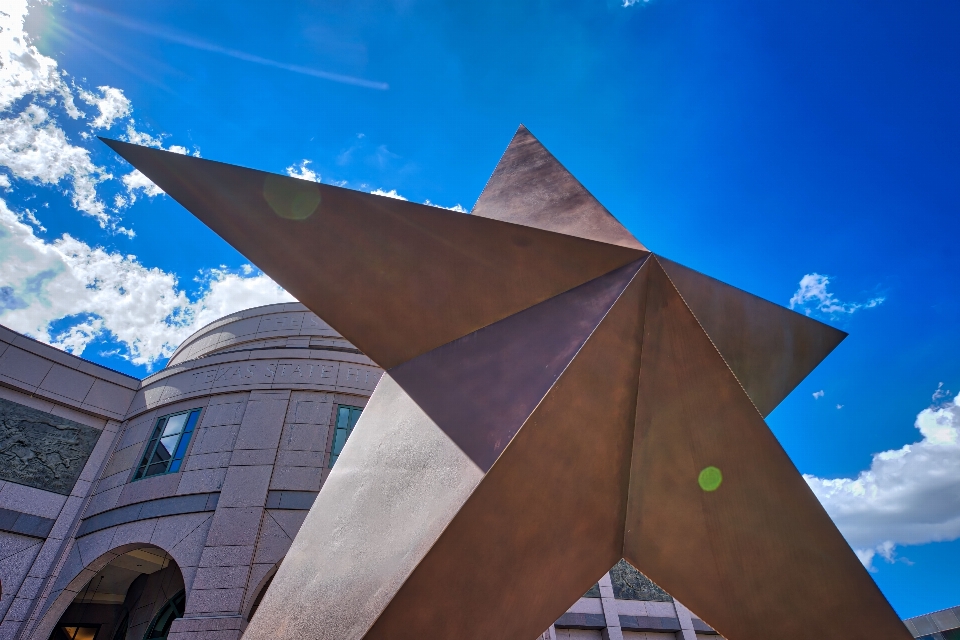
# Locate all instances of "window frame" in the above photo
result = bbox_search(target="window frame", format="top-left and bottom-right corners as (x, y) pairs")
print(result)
(133, 408), (202, 481)
(328, 405), (363, 468)
(144, 589), (185, 639)
(57, 624), (100, 640)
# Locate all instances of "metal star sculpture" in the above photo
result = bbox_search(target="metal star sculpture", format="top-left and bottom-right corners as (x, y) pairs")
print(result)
(104, 127), (909, 640)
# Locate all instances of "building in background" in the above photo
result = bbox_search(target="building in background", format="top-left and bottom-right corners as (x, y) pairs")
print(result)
(0, 303), (719, 639)
(904, 606), (960, 640)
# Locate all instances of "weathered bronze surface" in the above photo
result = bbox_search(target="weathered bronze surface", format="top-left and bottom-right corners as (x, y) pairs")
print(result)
(472, 125), (646, 250)
(101, 138), (642, 371)
(104, 126), (910, 640)
(0, 397), (100, 495)
(624, 259), (899, 639)
(659, 256), (846, 417)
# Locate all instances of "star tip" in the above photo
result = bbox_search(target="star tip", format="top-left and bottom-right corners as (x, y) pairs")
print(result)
(98, 136), (124, 150)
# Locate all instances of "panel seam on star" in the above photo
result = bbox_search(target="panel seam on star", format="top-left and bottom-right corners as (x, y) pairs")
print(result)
(384, 255), (650, 374)
(653, 254), (768, 422)
(619, 259), (652, 560)
(360, 256), (649, 640)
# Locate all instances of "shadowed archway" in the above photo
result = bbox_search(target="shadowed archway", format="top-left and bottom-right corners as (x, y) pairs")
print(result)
(44, 545), (184, 640)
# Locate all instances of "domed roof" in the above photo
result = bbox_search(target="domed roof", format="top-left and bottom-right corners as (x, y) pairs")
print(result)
(165, 303), (357, 367)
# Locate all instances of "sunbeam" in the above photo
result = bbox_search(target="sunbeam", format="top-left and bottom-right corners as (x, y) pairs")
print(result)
(69, 2), (389, 91)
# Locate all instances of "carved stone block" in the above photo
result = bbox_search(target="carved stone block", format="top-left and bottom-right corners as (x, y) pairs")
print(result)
(0, 398), (100, 495)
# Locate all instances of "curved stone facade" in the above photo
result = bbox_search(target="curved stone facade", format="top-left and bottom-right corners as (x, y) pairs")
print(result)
(0, 303), (722, 640)
(0, 304), (383, 640)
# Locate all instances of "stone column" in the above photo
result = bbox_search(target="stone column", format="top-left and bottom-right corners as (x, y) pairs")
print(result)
(597, 572), (624, 640)
(14, 417), (124, 640)
(538, 625), (558, 640)
(673, 600), (699, 640)
(168, 390), (290, 640)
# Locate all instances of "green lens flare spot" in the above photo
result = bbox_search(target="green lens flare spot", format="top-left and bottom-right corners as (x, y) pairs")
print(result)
(263, 174), (321, 220)
(698, 466), (723, 492)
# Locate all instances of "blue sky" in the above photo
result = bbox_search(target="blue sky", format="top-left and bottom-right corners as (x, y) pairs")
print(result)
(1, 0), (958, 619)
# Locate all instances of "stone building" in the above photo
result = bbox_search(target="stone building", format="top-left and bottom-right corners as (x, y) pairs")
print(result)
(905, 605), (960, 640)
(0, 303), (720, 640)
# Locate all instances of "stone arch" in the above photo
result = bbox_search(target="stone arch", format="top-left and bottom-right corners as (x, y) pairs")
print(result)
(31, 542), (184, 640)
(31, 506), (215, 639)
(243, 560), (283, 624)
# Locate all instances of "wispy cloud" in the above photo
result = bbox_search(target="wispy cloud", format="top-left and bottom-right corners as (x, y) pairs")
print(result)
(368, 188), (467, 212)
(789, 273), (885, 317)
(70, 2), (389, 91)
(286, 160), (320, 183)
(370, 188), (407, 200)
(813, 390), (825, 399)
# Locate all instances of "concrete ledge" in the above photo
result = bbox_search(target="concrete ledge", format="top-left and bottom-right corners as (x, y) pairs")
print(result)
(0, 506), (55, 538)
(554, 612), (606, 630)
(264, 490), (318, 510)
(692, 618), (719, 634)
(618, 614), (682, 632)
(77, 492), (220, 537)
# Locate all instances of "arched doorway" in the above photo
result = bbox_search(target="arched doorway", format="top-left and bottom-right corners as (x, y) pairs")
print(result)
(49, 548), (184, 640)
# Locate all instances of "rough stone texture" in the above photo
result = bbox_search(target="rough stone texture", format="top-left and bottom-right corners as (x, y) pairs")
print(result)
(219, 466), (272, 508)
(0, 398), (101, 495)
(0, 483), (66, 520)
(610, 560), (673, 602)
(0, 533), (42, 620)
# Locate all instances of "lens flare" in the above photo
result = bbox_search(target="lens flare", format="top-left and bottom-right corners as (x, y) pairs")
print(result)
(698, 466), (723, 492)
(263, 174), (321, 220)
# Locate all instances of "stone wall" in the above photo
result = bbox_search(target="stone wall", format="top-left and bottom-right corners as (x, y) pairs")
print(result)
(0, 323), (137, 640)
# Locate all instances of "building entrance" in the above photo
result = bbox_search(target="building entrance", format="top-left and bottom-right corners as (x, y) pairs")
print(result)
(49, 548), (184, 640)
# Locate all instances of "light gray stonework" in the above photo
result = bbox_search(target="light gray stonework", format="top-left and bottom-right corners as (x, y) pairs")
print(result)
(0, 303), (725, 640)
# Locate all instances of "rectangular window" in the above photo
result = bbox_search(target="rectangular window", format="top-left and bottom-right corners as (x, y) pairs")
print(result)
(329, 405), (362, 468)
(58, 625), (99, 640)
(134, 408), (201, 480)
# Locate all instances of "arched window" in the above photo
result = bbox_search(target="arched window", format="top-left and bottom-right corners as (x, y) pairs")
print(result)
(144, 590), (185, 640)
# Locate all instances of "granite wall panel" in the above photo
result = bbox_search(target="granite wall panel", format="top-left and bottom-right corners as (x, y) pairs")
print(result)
(0, 347), (53, 388)
(80, 379), (136, 417)
(37, 365), (96, 404)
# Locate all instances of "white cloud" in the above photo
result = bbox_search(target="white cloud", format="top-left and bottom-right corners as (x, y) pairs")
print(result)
(122, 122), (163, 148)
(78, 86), (131, 130)
(0, 198), (293, 367)
(0, 3), (125, 231)
(0, 3), (197, 231)
(121, 169), (164, 204)
(286, 160), (319, 182)
(370, 188), (407, 200)
(367, 192), (468, 212)
(0, 1), (80, 116)
(424, 199), (467, 213)
(789, 273), (885, 317)
(806, 390), (960, 571)
(622, 0), (651, 6)
(0, 104), (114, 228)
(813, 390), (825, 399)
